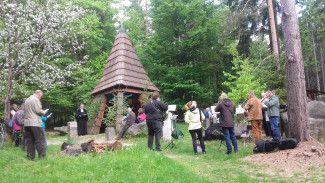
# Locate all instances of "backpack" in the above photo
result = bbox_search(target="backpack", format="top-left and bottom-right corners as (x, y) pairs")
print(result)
(171, 120), (184, 139)
(8, 118), (13, 128)
(14, 110), (24, 127)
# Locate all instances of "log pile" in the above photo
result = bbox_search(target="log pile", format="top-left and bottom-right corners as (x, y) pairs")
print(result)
(61, 138), (123, 156)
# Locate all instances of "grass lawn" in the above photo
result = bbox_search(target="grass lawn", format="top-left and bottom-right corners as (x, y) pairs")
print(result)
(0, 123), (322, 183)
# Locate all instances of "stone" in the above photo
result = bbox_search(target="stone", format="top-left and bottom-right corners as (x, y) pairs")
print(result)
(307, 101), (325, 140)
(125, 124), (139, 136)
(137, 120), (147, 131)
(308, 101), (325, 119)
(234, 123), (248, 136)
(67, 122), (78, 140)
(105, 127), (116, 141)
(54, 126), (68, 134)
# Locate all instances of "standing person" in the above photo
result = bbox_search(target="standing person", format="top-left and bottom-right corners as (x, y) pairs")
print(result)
(75, 104), (88, 136)
(116, 108), (136, 140)
(185, 101), (206, 155)
(261, 93), (272, 137)
(10, 104), (18, 118)
(12, 104), (23, 146)
(265, 90), (281, 141)
(24, 90), (48, 160)
(144, 91), (168, 151)
(41, 114), (51, 150)
(215, 93), (238, 154)
(242, 92), (263, 147)
(203, 109), (209, 128)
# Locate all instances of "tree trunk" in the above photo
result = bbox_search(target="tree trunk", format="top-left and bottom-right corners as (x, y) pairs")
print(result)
(321, 41), (325, 90)
(312, 33), (320, 91)
(281, 0), (310, 142)
(145, 0), (148, 38)
(267, 0), (280, 70)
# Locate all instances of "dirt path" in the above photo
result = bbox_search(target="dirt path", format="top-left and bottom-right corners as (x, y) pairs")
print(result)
(242, 140), (325, 180)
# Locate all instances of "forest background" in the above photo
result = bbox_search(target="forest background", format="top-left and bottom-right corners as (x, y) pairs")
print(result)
(0, 0), (324, 128)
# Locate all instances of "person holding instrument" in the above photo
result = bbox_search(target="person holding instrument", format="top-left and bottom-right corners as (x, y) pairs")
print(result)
(241, 91), (263, 148)
(265, 90), (281, 141)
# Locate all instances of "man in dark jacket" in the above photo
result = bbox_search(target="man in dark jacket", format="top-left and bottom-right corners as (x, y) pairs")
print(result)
(215, 93), (238, 154)
(144, 91), (168, 151)
(116, 108), (136, 140)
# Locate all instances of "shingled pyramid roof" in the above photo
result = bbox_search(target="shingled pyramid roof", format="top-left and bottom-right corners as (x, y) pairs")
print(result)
(91, 26), (159, 95)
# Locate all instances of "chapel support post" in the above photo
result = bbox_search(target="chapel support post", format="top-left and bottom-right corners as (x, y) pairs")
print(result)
(116, 92), (124, 133)
(281, 0), (310, 141)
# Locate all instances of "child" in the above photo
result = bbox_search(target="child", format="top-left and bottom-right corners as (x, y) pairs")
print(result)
(41, 113), (52, 150)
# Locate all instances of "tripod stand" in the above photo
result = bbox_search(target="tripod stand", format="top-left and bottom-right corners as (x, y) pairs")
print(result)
(165, 114), (178, 150)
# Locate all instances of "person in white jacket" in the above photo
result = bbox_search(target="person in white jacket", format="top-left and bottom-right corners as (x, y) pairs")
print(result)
(185, 101), (206, 155)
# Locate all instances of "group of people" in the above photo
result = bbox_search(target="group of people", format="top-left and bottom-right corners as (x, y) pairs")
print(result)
(10, 89), (281, 160)
(183, 90), (281, 155)
(242, 90), (281, 149)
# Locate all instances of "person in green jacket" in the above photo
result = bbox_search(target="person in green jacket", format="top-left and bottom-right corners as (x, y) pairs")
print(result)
(266, 90), (281, 141)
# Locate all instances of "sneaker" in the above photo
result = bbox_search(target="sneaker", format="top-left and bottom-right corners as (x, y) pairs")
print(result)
(194, 152), (198, 155)
(202, 151), (206, 154)
(155, 149), (162, 152)
(234, 150), (238, 153)
(225, 152), (231, 155)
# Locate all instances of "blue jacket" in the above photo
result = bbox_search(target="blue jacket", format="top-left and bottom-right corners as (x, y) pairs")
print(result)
(41, 116), (47, 128)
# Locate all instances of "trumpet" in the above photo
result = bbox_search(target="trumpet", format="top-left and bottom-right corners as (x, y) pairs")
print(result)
(260, 97), (267, 103)
(241, 98), (248, 108)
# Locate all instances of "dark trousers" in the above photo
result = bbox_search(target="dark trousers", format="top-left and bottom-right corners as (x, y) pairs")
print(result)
(189, 128), (205, 153)
(222, 127), (238, 153)
(147, 120), (163, 150)
(117, 122), (133, 139)
(24, 126), (46, 160)
(77, 119), (87, 136)
(262, 112), (272, 137)
(12, 130), (22, 147)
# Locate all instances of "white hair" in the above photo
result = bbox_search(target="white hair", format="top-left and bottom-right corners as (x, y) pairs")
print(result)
(220, 93), (228, 100)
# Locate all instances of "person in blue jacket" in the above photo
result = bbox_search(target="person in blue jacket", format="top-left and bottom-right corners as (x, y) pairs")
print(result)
(41, 116), (48, 150)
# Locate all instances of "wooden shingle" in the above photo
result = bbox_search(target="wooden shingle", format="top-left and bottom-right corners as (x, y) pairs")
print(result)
(91, 26), (159, 95)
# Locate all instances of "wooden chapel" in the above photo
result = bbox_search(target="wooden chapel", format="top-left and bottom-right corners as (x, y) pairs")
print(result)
(90, 26), (159, 134)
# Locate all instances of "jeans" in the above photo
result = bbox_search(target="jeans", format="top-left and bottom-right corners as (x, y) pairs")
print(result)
(42, 128), (47, 150)
(189, 128), (205, 153)
(24, 126), (46, 160)
(147, 120), (163, 150)
(222, 127), (238, 153)
(269, 116), (281, 140)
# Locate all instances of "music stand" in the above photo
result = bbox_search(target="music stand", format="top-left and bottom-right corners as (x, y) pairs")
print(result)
(165, 114), (178, 149)
(165, 104), (177, 150)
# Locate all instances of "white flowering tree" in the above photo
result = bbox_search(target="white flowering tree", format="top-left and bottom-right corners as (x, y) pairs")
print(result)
(0, 0), (87, 121)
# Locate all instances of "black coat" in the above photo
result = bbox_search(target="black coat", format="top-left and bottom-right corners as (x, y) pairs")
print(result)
(215, 98), (236, 128)
(75, 109), (88, 122)
(144, 100), (168, 121)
